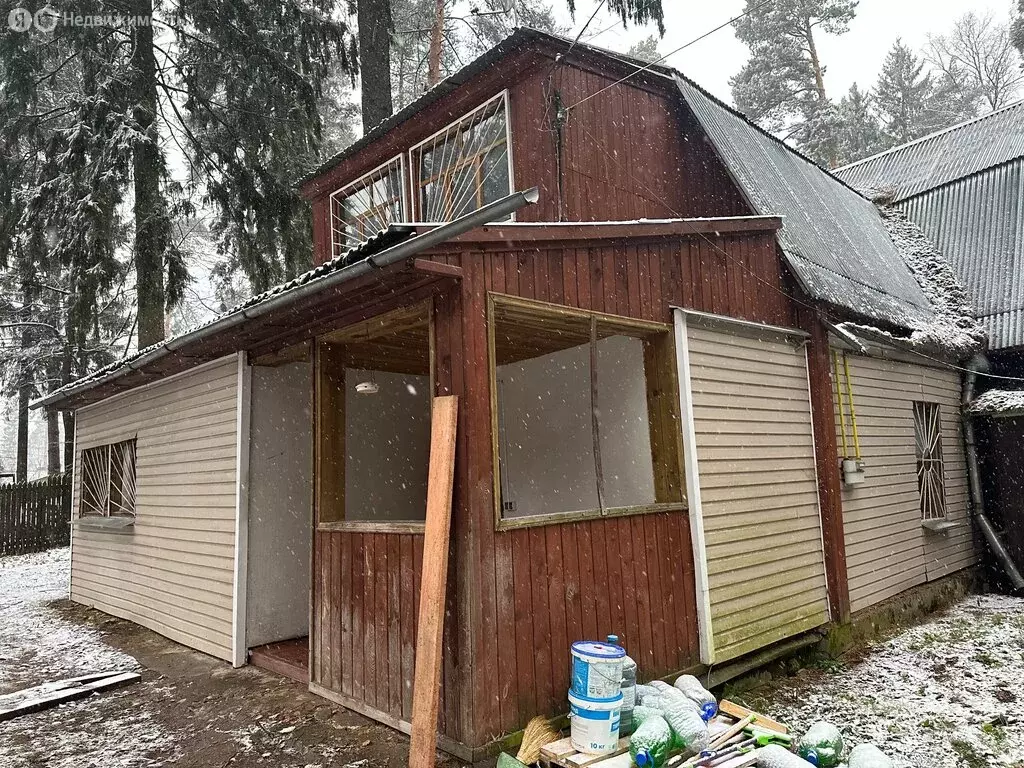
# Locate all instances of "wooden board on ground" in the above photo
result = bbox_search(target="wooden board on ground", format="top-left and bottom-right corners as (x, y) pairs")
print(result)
(0, 671), (141, 722)
(540, 738), (629, 768)
(407, 396), (459, 768)
(718, 700), (789, 734)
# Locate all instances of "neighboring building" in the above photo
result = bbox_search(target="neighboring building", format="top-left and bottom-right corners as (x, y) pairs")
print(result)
(837, 102), (1024, 572)
(36, 30), (983, 759)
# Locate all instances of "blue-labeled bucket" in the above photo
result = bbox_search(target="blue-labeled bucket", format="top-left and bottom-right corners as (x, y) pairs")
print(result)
(570, 641), (626, 701)
(568, 690), (622, 755)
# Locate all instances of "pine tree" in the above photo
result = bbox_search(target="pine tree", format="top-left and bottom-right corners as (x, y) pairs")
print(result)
(627, 35), (662, 63)
(730, 0), (857, 149)
(874, 40), (976, 145)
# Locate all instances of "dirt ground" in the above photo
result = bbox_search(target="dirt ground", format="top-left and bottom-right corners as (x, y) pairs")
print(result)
(5, 548), (1024, 767)
(0, 548), (459, 768)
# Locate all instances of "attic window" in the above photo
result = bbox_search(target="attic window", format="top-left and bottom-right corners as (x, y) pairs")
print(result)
(330, 156), (406, 258)
(80, 439), (137, 518)
(412, 92), (512, 222)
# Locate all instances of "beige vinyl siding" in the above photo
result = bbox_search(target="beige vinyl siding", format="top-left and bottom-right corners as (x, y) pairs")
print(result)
(688, 325), (829, 663)
(834, 351), (975, 613)
(70, 356), (240, 661)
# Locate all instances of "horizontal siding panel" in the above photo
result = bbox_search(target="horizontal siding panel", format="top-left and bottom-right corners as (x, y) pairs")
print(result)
(689, 325), (828, 664)
(70, 356), (240, 662)
(834, 351), (977, 613)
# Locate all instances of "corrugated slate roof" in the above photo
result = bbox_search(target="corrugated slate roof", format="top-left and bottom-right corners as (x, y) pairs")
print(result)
(675, 75), (935, 329)
(900, 159), (1024, 349)
(835, 100), (1024, 201)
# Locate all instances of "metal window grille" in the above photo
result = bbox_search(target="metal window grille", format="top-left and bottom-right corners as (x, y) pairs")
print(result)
(329, 156), (406, 258)
(80, 438), (137, 517)
(413, 93), (511, 223)
(913, 402), (946, 521)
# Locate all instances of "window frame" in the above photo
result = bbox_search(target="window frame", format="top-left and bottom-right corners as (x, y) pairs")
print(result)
(913, 400), (947, 522)
(487, 293), (686, 532)
(79, 437), (138, 519)
(314, 299), (436, 534)
(328, 154), (408, 259)
(408, 90), (515, 223)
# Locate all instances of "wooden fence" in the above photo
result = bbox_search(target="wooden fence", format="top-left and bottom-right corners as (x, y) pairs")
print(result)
(0, 473), (72, 556)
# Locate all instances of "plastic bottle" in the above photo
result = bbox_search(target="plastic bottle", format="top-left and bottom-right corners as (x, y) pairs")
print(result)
(629, 713), (674, 768)
(756, 744), (816, 768)
(608, 635), (638, 736)
(631, 705), (663, 726)
(635, 684), (660, 704)
(796, 721), (844, 768)
(672, 674), (718, 722)
(659, 695), (709, 755)
(847, 744), (894, 768)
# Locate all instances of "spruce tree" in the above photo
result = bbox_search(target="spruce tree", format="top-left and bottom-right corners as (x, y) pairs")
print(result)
(874, 40), (976, 145)
(834, 84), (884, 165)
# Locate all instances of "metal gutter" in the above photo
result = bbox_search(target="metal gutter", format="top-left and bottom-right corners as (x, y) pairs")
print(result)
(963, 357), (1024, 591)
(34, 187), (539, 410)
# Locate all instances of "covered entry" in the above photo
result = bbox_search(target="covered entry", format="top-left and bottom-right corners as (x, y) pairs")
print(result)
(674, 309), (829, 664)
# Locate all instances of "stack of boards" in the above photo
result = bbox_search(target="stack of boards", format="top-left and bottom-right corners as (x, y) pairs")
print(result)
(538, 700), (789, 768)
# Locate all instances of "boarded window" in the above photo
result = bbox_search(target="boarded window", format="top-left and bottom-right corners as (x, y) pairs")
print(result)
(80, 439), (137, 517)
(914, 401), (946, 521)
(330, 156), (406, 257)
(490, 295), (684, 525)
(413, 93), (511, 222)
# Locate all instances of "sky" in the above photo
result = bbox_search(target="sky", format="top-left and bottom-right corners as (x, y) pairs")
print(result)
(547, 0), (1018, 106)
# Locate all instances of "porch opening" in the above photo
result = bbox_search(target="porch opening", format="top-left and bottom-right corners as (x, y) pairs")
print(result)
(316, 302), (434, 529)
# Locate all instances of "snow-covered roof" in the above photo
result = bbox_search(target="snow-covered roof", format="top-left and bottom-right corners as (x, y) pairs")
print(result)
(967, 389), (1024, 417)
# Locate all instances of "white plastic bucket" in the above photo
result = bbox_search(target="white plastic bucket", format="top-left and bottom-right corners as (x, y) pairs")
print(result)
(568, 690), (622, 755)
(570, 641), (625, 700)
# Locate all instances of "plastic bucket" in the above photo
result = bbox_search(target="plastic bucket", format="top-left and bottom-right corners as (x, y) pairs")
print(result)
(568, 690), (622, 755)
(570, 641), (625, 700)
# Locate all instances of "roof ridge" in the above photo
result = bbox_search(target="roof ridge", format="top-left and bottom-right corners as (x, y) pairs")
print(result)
(836, 98), (1024, 173)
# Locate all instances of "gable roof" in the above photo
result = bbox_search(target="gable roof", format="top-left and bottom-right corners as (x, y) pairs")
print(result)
(835, 100), (1024, 201)
(675, 76), (935, 330)
(306, 28), (948, 334)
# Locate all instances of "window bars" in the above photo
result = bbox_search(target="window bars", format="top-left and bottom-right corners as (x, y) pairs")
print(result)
(81, 439), (137, 517)
(913, 402), (946, 521)
(329, 157), (406, 258)
(414, 93), (511, 222)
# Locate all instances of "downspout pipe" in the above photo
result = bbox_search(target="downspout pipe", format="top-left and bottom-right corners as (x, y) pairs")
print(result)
(33, 187), (540, 410)
(963, 357), (1024, 591)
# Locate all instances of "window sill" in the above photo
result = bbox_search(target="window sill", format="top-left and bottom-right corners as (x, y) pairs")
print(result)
(496, 502), (686, 532)
(317, 521), (426, 535)
(76, 517), (135, 534)
(921, 519), (959, 533)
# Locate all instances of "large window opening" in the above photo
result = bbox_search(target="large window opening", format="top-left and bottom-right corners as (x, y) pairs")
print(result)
(316, 303), (433, 528)
(80, 438), (137, 518)
(490, 295), (684, 527)
(412, 92), (512, 222)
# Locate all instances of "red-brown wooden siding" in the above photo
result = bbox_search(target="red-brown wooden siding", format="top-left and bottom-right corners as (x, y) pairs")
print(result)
(308, 229), (792, 748)
(309, 52), (752, 266)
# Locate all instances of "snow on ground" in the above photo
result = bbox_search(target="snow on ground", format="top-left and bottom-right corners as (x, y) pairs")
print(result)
(0, 547), (178, 768)
(751, 594), (1024, 767)
(0, 547), (136, 692)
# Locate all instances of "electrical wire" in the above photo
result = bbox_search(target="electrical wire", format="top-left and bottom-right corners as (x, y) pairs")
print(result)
(562, 0), (775, 114)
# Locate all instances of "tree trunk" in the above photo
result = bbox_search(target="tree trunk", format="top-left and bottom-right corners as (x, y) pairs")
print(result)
(804, 20), (828, 102)
(427, 0), (445, 86)
(62, 411), (75, 476)
(16, 381), (29, 482)
(131, 0), (166, 348)
(357, 0), (395, 132)
(46, 409), (61, 474)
